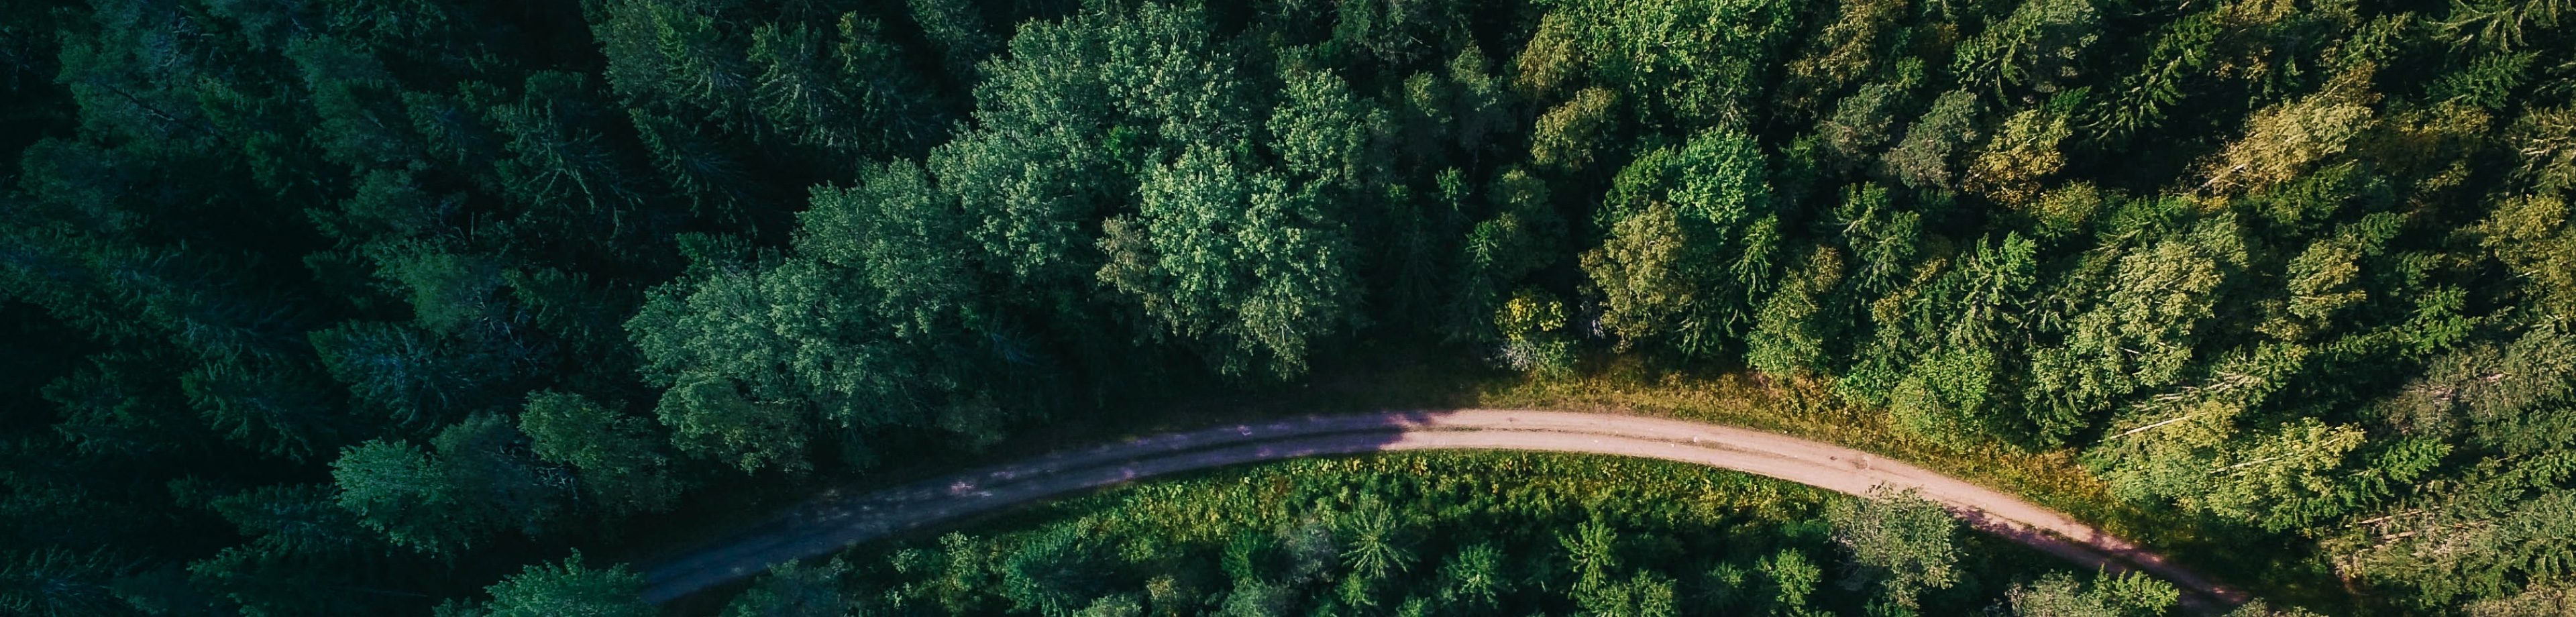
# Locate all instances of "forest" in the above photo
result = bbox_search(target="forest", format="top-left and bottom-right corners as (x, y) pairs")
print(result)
(2, 0), (2574, 614)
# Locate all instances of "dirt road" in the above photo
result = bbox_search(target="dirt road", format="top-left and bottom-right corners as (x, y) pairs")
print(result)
(639, 410), (2245, 610)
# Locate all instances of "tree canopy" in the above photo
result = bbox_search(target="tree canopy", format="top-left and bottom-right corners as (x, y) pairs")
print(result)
(5, 0), (2576, 614)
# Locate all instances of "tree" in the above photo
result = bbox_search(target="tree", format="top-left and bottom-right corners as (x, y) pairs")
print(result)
(886, 533), (1000, 614)
(1395, 72), (1458, 163)
(1075, 594), (1144, 617)
(1573, 570), (1678, 617)
(487, 72), (648, 215)
(1558, 519), (1621, 587)
(284, 37), (415, 170)
(2477, 194), (2576, 318)
(2222, 600), (2327, 617)
(815, 13), (955, 153)
(1331, 0), (1466, 65)
(406, 89), (507, 170)
(2082, 343), (2304, 507)
(309, 169), (441, 250)
(1513, 12), (1582, 100)
(180, 361), (345, 461)
(310, 321), (508, 429)
(800, 160), (982, 345)
(1437, 543), (1511, 606)
(1446, 46), (1513, 154)
(482, 553), (652, 617)
(0, 548), (140, 617)
(1587, 203), (1713, 352)
(1494, 288), (1578, 375)
(1777, 0), (1909, 118)
(1530, 88), (1616, 170)
(1881, 90), (1982, 190)
(1456, 168), (1564, 341)
(931, 14), (1121, 292)
(40, 353), (199, 461)
(1831, 183), (1925, 296)
(752, 15), (953, 156)
(1964, 104), (2076, 205)
(2263, 234), (2370, 341)
(801, 162), (1030, 443)
(2004, 571), (2179, 617)
(505, 267), (641, 382)
(205, 484), (380, 561)
(431, 414), (570, 535)
(592, 0), (753, 123)
(907, 0), (998, 79)
(653, 375), (810, 474)
(1338, 498), (1415, 583)
(630, 107), (749, 211)
(2029, 215), (2247, 439)
(2465, 583), (2576, 617)
(519, 391), (683, 516)
(2197, 85), (2375, 195)
(1825, 488), (1960, 608)
(2462, 324), (2576, 457)
(1747, 245), (1846, 378)
(2432, 0), (2569, 52)
(2192, 418), (2370, 530)
(1584, 128), (1780, 357)
(1754, 549), (1824, 614)
(373, 247), (506, 337)
(999, 527), (1114, 617)
(2508, 106), (2576, 192)
(188, 538), (400, 617)
(1845, 230), (2042, 444)
(329, 415), (567, 553)
(1951, 0), (2102, 98)
(1097, 144), (1358, 379)
(741, 15), (948, 156)
(1542, 0), (1799, 127)
(1267, 63), (1383, 199)
(2086, 9), (2218, 145)
(722, 559), (851, 617)
(2332, 479), (2576, 609)
(2429, 52), (2535, 110)
(1817, 82), (1911, 168)
(1218, 577), (1293, 617)
(627, 247), (878, 474)
(194, 480), (412, 614)
(631, 213), (1022, 473)
(330, 439), (464, 553)
(926, 2), (1266, 342)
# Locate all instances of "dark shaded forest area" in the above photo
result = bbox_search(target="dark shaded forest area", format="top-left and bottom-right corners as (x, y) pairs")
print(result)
(3, 0), (2575, 614)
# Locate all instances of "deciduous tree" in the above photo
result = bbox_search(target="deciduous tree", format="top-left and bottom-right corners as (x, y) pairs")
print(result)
(1584, 128), (1779, 357)
(1825, 488), (1960, 608)
(520, 391), (682, 516)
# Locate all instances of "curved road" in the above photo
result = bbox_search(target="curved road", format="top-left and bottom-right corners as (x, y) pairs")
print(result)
(641, 410), (2246, 610)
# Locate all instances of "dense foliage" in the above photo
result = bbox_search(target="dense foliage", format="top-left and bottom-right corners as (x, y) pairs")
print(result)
(5, 0), (2576, 614)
